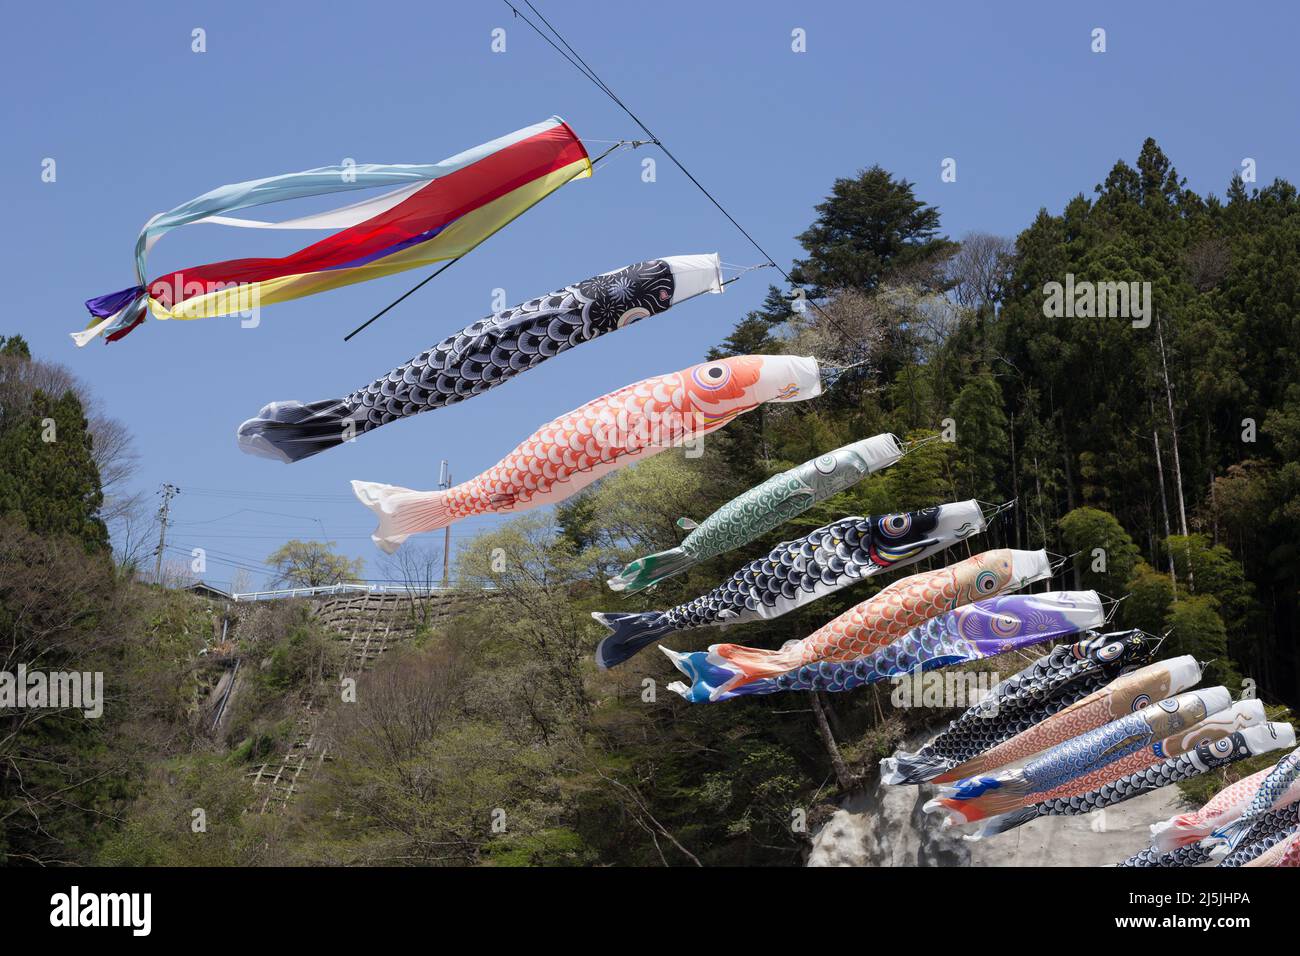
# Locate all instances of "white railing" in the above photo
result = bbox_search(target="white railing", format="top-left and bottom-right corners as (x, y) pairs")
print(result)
(230, 583), (475, 603)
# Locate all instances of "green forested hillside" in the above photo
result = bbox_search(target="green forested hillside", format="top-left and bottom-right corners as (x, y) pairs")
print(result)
(1, 139), (1296, 866)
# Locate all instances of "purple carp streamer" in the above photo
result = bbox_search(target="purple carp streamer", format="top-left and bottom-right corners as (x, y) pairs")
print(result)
(928, 687), (1232, 823)
(881, 631), (1161, 785)
(1210, 746), (1300, 856)
(592, 500), (990, 669)
(694, 549), (1052, 696)
(969, 723), (1295, 840)
(662, 591), (1105, 702)
(238, 255), (724, 463)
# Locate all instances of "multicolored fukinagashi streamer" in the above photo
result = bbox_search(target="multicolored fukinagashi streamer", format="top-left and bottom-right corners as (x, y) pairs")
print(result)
(593, 499), (991, 668)
(238, 255), (725, 463)
(606, 435), (904, 593)
(662, 591), (1105, 702)
(881, 630), (1162, 785)
(352, 354), (822, 551)
(928, 686), (1233, 823)
(78, 117), (592, 345)
(969, 723), (1295, 840)
(690, 549), (1052, 696)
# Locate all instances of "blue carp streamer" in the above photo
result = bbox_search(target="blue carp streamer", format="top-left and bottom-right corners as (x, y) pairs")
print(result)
(929, 687), (1232, 822)
(971, 723), (1295, 840)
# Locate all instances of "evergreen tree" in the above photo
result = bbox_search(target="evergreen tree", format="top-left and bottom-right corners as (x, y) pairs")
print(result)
(789, 165), (956, 297)
(0, 388), (108, 552)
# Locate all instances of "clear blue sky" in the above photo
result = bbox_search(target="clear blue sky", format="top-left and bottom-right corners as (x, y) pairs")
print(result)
(3, 1), (1297, 589)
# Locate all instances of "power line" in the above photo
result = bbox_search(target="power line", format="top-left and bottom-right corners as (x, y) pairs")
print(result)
(503, 0), (856, 344)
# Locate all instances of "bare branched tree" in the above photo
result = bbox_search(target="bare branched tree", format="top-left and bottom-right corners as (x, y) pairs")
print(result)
(379, 544), (444, 626)
(946, 232), (1015, 310)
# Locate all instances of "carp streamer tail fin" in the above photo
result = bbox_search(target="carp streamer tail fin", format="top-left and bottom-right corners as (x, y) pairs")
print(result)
(606, 546), (695, 592)
(971, 806), (1039, 839)
(880, 749), (953, 786)
(237, 399), (359, 463)
(1149, 816), (1210, 853)
(591, 611), (676, 668)
(709, 643), (802, 691)
(351, 480), (450, 553)
(928, 773), (1036, 822)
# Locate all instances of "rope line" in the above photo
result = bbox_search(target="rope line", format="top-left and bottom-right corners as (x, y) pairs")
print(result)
(505, 0), (859, 344)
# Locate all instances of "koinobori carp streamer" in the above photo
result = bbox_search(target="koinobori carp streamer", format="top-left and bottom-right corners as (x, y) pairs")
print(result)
(1119, 841), (1217, 868)
(1123, 809), (1300, 868)
(78, 117), (592, 345)
(352, 354), (822, 552)
(1218, 805), (1300, 867)
(918, 654), (1203, 785)
(1210, 746), (1300, 855)
(1147, 760), (1300, 853)
(662, 591), (1106, 702)
(237, 255), (726, 463)
(695, 548), (1052, 695)
(933, 700), (1266, 825)
(745, 591), (1106, 697)
(606, 434), (904, 592)
(928, 686), (1233, 823)
(969, 722), (1296, 840)
(880, 630), (1161, 785)
(1244, 827), (1300, 867)
(592, 499), (990, 669)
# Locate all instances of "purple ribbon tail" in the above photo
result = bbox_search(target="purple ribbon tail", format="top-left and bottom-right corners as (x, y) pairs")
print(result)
(85, 285), (145, 319)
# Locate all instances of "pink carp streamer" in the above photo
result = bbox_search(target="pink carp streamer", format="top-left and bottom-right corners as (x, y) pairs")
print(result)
(704, 548), (1051, 694)
(929, 655), (1202, 784)
(352, 354), (821, 552)
(1149, 762), (1300, 853)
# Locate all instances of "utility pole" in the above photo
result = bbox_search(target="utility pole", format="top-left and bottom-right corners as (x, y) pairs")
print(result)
(438, 461), (452, 589)
(153, 483), (180, 585)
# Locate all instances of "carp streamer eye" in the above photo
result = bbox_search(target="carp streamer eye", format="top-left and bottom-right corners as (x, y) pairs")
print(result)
(1096, 641), (1124, 662)
(974, 569), (999, 594)
(617, 306), (650, 328)
(1212, 737), (1234, 756)
(880, 513), (912, 537)
(814, 454), (837, 475)
(1131, 694), (1153, 710)
(991, 613), (1021, 637)
(692, 362), (732, 391)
